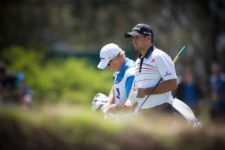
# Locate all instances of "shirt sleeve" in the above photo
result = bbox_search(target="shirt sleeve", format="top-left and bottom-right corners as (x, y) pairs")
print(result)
(125, 76), (134, 98)
(155, 52), (177, 81)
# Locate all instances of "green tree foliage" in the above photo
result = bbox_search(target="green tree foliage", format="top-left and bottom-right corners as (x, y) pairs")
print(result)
(2, 47), (112, 105)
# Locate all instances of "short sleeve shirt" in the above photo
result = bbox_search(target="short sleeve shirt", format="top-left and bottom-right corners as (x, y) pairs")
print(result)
(133, 46), (177, 109)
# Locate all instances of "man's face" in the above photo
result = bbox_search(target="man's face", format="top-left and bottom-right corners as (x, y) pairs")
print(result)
(131, 36), (149, 52)
(107, 54), (121, 71)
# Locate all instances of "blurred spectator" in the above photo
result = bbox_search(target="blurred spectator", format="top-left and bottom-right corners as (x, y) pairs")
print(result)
(0, 64), (33, 108)
(175, 67), (203, 112)
(209, 63), (225, 119)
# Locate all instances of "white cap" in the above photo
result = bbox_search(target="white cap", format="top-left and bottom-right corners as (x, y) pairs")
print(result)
(97, 43), (122, 69)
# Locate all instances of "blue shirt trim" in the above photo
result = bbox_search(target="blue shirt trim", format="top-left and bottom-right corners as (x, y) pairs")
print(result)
(114, 58), (133, 84)
(125, 76), (134, 98)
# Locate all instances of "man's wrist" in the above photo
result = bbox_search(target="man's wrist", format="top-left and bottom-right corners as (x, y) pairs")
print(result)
(147, 87), (153, 95)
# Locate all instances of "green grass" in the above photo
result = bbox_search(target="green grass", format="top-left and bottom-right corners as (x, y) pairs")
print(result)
(0, 103), (225, 150)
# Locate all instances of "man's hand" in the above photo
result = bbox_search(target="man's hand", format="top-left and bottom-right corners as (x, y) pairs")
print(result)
(102, 104), (117, 113)
(103, 104), (132, 113)
(137, 88), (151, 98)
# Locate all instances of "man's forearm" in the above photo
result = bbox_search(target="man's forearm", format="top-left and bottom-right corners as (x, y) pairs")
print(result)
(137, 79), (177, 97)
(107, 86), (115, 105)
(150, 79), (177, 94)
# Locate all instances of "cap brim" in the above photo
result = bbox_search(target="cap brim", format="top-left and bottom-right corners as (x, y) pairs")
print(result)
(97, 59), (110, 69)
(124, 31), (141, 38)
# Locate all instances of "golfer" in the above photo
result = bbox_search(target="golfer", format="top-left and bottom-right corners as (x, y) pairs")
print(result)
(124, 23), (201, 127)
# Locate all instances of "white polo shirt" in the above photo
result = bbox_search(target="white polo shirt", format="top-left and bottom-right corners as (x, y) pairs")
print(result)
(132, 46), (177, 109)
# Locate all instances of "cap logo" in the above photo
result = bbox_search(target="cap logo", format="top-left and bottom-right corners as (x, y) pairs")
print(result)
(132, 27), (152, 36)
(133, 27), (140, 30)
(100, 53), (118, 60)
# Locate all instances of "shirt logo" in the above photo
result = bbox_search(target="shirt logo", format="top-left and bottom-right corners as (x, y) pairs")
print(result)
(151, 58), (155, 63)
(164, 71), (172, 77)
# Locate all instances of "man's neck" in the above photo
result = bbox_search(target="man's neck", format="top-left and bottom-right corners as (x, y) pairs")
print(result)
(140, 44), (153, 58)
(140, 49), (148, 58)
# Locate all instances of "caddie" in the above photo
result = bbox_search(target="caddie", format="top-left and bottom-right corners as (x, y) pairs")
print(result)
(93, 43), (135, 117)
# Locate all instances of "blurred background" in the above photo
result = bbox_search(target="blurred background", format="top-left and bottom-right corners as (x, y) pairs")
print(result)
(0, 0), (225, 149)
(0, 0), (225, 117)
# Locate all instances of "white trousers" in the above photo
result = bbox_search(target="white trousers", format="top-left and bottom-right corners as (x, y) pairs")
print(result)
(170, 98), (197, 124)
(128, 91), (198, 124)
(132, 97), (198, 124)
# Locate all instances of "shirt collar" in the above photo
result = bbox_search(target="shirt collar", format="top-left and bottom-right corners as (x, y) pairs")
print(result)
(139, 45), (154, 59)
